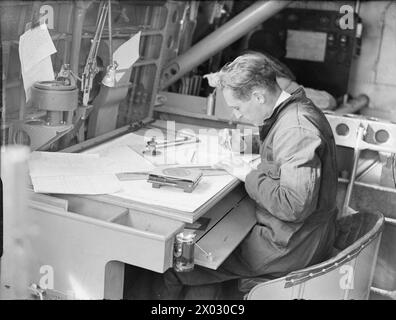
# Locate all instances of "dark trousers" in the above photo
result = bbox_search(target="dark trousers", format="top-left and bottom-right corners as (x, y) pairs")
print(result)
(125, 244), (265, 300)
(155, 249), (257, 300)
(127, 219), (336, 300)
(155, 219), (336, 300)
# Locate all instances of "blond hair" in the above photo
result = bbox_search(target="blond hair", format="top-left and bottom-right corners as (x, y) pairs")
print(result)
(218, 52), (277, 101)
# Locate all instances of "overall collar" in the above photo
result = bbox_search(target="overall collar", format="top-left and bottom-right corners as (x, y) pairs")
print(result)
(274, 90), (292, 110)
(259, 87), (306, 141)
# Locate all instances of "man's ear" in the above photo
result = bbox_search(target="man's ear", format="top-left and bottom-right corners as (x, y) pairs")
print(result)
(252, 90), (266, 104)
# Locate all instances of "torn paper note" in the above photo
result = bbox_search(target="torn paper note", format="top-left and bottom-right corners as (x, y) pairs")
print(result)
(19, 24), (57, 72)
(21, 56), (55, 102)
(19, 24), (57, 102)
(28, 152), (121, 195)
(113, 31), (141, 83)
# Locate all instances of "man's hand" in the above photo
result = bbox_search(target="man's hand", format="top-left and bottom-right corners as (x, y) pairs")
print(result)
(213, 157), (254, 182)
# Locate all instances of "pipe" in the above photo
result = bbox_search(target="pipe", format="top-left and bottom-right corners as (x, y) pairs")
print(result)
(335, 94), (369, 115)
(341, 125), (366, 217)
(385, 217), (396, 226)
(70, 1), (92, 75)
(161, 0), (291, 89)
(370, 286), (396, 300)
(338, 177), (396, 193)
(355, 159), (379, 180)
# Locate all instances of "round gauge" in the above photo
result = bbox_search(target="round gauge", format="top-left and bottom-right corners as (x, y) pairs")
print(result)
(375, 130), (390, 144)
(335, 123), (350, 136)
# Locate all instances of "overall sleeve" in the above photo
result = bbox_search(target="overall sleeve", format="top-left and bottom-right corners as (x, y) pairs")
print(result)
(245, 126), (322, 223)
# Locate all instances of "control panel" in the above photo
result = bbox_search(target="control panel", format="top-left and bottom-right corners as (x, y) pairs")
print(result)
(248, 8), (360, 97)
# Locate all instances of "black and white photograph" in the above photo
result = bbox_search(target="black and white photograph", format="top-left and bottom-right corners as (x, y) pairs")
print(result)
(0, 0), (395, 309)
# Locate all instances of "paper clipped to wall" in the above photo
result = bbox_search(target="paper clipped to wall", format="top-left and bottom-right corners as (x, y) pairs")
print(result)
(19, 24), (57, 102)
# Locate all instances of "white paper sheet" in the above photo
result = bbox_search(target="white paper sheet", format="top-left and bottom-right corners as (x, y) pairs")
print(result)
(136, 134), (260, 167)
(80, 130), (259, 212)
(21, 56), (55, 102)
(19, 24), (57, 102)
(86, 132), (146, 153)
(19, 24), (57, 72)
(30, 175), (121, 195)
(85, 144), (155, 173)
(86, 130), (260, 170)
(28, 152), (121, 194)
(113, 31), (141, 83)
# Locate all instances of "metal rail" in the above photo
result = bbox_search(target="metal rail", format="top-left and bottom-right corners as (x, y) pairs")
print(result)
(161, 0), (291, 89)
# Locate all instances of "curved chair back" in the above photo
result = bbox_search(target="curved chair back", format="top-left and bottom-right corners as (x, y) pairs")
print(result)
(246, 211), (384, 300)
